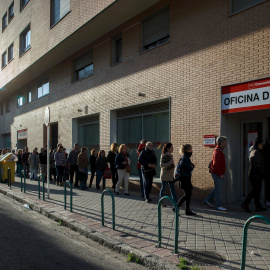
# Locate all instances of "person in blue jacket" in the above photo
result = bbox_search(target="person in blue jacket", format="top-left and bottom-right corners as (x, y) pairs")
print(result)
(175, 144), (195, 215)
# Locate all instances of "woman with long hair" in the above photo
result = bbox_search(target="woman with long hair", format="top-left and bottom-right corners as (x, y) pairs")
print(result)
(89, 148), (98, 188)
(107, 143), (119, 192)
(159, 143), (177, 206)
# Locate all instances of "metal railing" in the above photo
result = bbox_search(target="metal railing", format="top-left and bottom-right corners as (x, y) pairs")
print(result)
(7, 168), (11, 188)
(241, 215), (270, 270)
(158, 196), (179, 254)
(101, 189), (115, 230)
(64, 180), (72, 212)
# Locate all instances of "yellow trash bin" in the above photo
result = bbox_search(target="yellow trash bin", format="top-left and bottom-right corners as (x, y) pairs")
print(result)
(0, 153), (16, 183)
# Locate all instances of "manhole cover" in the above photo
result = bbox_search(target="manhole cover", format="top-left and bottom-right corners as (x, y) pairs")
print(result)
(180, 250), (226, 266)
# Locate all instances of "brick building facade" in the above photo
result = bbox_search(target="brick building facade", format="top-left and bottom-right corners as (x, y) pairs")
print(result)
(1, 0), (270, 202)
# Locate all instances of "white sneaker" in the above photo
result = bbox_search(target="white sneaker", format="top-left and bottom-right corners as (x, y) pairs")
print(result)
(204, 200), (214, 208)
(216, 206), (227, 211)
(266, 201), (270, 208)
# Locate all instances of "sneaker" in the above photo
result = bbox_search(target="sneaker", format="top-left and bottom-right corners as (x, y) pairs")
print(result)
(266, 201), (270, 208)
(204, 200), (214, 208)
(145, 199), (150, 203)
(216, 206), (227, 211)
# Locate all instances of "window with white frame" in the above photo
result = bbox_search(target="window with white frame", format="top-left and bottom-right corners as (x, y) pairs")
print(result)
(51, 0), (70, 26)
(37, 79), (49, 98)
(18, 96), (23, 107)
(20, 0), (30, 11)
(8, 2), (14, 22)
(20, 24), (31, 56)
(73, 51), (93, 81)
(8, 43), (13, 62)
(142, 8), (169, 52)
(2, 51), (7, 68)
(230, 0), (266, 14)
(28, 90), (32, 103)
(2, 12), (7, 32)
(112, 34), (122, 65)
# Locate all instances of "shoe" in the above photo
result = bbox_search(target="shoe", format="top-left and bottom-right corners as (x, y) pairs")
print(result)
(255, 207), (267, 212)
(74, 184), (79, 188)
(241, 204), (252, 213)
(145, 199), (150, 203)
(56, 181), (59, 186)
(266, 201), (270, 208)
(186, 210), (196, 216)
(124, 193), (130, 196)
(96, 186), (100, 190)
(89, 185), (91, 188)
(148, 198), (152, 202)
(204, 200), (214, 208)
(115, 192), (119, 195)
(216, 206), (227, 211)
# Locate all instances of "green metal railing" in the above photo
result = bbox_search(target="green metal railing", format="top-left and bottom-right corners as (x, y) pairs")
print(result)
(64, 180), (72, 212)
(241, 215), (270, 270)
(101, 189), (115, 230)
(158, 196), (179, 254)
(7, 168), (11, 188)
(20, 170), (26, 192)
(38, 175), (45, 201)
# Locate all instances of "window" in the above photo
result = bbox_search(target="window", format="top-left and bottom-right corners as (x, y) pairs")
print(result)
(20, 0), (29, 11)
(8, 2), (14, 22)
(28, 91), (32, 103)
(112, 34), (122, 65)
(142, 8), (169, 52)
(74, 51), (93, 81)
(6, 99), (10, 113)
(18, 96), (23, 107)
(20, 24), (31, 56)
(37, 79), (49, 98)
(8, 43), (13, 62)
(0, 104), (3, 115)
(51, 0), (70, 26)
(230, 0), (266, 14)
(2, 12), (7, 32)
(2, 51), (7, 68)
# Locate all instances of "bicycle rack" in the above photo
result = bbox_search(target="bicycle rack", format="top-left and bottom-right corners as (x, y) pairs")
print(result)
(101, 189), (115, 230)
(158, 196), (179, 254)
(241, 215), (270, 270)
(64, 180), (72, 212)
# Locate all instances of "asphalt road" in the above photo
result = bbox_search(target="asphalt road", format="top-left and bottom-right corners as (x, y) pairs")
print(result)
(0, 194), (147, 270)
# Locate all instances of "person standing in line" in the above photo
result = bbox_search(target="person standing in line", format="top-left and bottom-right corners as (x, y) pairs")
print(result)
(137, 139), (146, 199)
(39, 148), (47, 181)
(96, 150), (108, 190)
(115, 144), (131, 195)
(159, 143), (177, 207)
(139, 142), (157, 203)
(49, 149), (57, 181)
(77, 147), (89, 190)
(28, 149), (40, 181)
(107, 143), (119, 192)
(22, 147), (30, 177)
(204, 136), (227, 211)
(174, 144), (196, 215)
(263, 140), (270, 207)
(89, 148), (98, 188)
(241, 138), (267, 213)
(54, 145), (66, 186)
(68, 143), (80, 187)
(17, 149), (23, 177)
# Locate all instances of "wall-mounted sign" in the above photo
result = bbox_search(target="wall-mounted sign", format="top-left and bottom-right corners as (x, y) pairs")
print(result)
(221, 77), (270, 114)
(18, 129), (27, 140)
(204, 135), (215, 147)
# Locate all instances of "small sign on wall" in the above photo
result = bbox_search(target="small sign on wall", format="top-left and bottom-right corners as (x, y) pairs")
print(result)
(18, 129), (27, 140)
(204, 135), (216, 147)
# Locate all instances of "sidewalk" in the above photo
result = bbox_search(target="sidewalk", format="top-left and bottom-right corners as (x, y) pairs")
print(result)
(1, 177), (270, 270)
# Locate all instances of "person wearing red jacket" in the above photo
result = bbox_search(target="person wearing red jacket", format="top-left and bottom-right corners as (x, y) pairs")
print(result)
(204, 136), (227, 211)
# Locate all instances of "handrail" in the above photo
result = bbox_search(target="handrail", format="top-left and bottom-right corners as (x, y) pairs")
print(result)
(158, 196), (179, 254)
(241, 215), (270, 270)
(64, 180), (72, 212)
(7, 167), (11, 189)
(101, 189), (115, 230)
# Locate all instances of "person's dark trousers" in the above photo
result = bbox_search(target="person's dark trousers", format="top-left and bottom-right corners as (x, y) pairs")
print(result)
(243, 177), (263, 208)
(111, 168), (118, 191)
(23, 163), (29, 176)
(70, 165), (78, 185)
(56, 165), (64, 184)
(177, 177), (193, 213)
(138, 168), (144, 198)
(142, 170), (154, 200)
(50, 168), (57, 181)
(265, 174), (270, 202)
(89, 169), (97, 187)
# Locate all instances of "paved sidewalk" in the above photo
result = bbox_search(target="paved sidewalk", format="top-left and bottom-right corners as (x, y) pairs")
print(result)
(1, 177), (270, 269)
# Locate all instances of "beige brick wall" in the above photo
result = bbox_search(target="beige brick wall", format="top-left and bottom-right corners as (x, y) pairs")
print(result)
(1, 0), (270, 197)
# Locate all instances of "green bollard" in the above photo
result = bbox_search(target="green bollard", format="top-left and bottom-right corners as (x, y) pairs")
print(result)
(24, 171), (26, 193)
(21, 171), (23, 192)
(158, 196), (179, 254)
(38, 175), (41, 199)
(101, 189), (115, 230)
(64, 180), (72, 212)
(241, 215), (270, 270)
(42, 175), (45, 201)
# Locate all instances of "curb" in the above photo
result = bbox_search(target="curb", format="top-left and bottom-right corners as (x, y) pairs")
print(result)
(0, 186), (179, 270)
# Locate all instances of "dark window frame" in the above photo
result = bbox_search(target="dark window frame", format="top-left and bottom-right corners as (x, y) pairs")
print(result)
(37, 79), (50, 99)
(27, 90), (32, 103)
(111, 33), (122, 65)
(230, 0), (267, 15)
(20, 0), (30, 12)
(2, 12), (7, 32)
(19, 24), (31, 56)
(8, 43), (14, 63)
(8, 2), (14, 22)
(2, 51), (7, 69)
(73, 51), (94, 82)
(50, 0), (71, 27)
(17, 96), (23, 108)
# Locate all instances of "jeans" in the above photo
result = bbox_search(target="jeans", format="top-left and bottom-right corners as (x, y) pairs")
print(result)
(96, 169), (106, 188)
(206, 174), (223, 208)
(69, 165), (78, 185)
(79, 168), (88, 190)
(141, 169), (154, 200)
(56, 165), (64, 183)
(30, 166), (38, 180)
(17, 164), (23, 177)
(159, 181), (177, 203)
(138, 168), (144, 198)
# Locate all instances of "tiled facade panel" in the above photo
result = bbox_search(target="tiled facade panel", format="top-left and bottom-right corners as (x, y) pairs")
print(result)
(1, 0), (270, 197)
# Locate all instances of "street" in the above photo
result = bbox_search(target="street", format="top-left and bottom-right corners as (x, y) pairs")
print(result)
(0, 193), (147, 270)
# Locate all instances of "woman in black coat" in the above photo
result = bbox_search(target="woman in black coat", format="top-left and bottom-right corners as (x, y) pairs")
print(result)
(107, 143), (118, 191)
(89, 148), (98, 188)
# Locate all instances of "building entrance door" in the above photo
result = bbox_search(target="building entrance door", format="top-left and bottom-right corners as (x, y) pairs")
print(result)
(241, 119), (268, 202)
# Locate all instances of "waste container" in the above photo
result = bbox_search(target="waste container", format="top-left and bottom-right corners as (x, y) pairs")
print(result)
(0, 153), (16, 182)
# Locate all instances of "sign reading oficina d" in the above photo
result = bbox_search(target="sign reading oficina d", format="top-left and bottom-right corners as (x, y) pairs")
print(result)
(221, 77), (270, 114)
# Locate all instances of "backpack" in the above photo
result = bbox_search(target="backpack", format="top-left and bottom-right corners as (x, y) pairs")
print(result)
(174, 158), (182, 182)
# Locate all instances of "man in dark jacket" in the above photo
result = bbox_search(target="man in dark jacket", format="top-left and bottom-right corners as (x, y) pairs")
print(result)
(68, 143), (80, 187)
(241, 138), (267, 213)
(139, 142), (157, 203)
